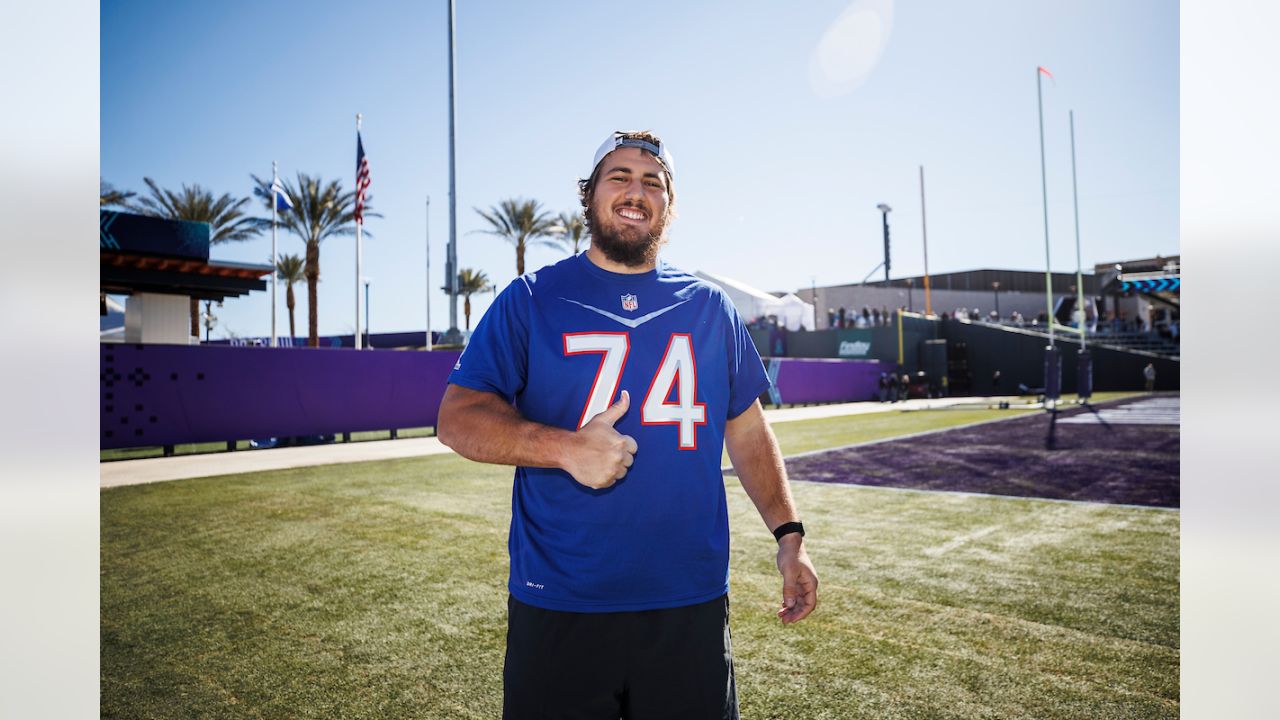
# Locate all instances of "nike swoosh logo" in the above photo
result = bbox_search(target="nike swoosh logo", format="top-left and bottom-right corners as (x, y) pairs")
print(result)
(559, 297), (691, 328)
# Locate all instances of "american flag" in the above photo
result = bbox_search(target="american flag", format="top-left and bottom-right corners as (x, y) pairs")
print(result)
(355, 131), (372, 224)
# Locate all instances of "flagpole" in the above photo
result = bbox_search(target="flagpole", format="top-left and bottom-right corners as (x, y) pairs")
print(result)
(355, 113), (364, 350)
(426, 196), (433, 351)
(271, 160), (278, 347)
(918, 165), (932, 316)
(1036, 67), (1054, 348)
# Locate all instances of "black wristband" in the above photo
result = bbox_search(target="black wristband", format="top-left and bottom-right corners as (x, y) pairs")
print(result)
(772, 521), (805, 542)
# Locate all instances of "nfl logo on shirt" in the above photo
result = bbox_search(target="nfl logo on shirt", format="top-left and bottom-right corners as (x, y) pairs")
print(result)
(620, 293), (639, 312)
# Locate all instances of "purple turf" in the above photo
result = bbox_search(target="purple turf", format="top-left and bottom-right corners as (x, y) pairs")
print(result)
(783, 397), (1180, 508)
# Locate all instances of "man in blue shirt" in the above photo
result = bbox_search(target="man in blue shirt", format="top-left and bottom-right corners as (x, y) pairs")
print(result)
(439, 131), (818, 719)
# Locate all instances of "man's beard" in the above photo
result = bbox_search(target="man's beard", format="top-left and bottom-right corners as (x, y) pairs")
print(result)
(586, 200), (668, 268)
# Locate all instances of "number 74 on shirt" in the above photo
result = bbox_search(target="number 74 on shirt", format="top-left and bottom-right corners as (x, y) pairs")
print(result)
(563, 332), (707, 450)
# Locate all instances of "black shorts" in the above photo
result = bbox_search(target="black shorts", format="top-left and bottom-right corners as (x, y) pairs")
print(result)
(503, 594), (738, 720)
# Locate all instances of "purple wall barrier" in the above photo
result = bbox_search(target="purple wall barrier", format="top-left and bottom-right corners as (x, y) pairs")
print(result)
(101, 344), (460, 449)
(101, 346), (886, 450)
(770, 358), (887, 405)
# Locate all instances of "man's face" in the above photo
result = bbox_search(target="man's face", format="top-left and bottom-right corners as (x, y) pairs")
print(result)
(586, 147), (672, 267)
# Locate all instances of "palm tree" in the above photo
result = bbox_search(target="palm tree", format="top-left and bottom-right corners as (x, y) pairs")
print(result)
(275, 253), (305, 343)
(252, 172), (374, 347)
(554, 211), (587, 255)
(456, 268), (491, 330)
(100, 180), (135, 208)
(474, 198), (559, 276)
(127, 177), (262, 336)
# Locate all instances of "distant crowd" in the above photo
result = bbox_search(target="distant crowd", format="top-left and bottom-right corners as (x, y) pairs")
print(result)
(745, 302), (1178, 343)
(942, 306), (1180, 343)
(826, 306), (902, 329)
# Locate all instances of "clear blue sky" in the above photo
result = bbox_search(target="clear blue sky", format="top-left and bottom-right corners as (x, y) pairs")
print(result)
(101, 0), (1177, 339)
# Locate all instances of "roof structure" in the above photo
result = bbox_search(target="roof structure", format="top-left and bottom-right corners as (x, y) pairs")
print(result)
(99, 210), (271, 301)
(1095, 256), (1180, 308)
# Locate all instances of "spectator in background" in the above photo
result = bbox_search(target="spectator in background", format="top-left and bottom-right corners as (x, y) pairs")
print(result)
(872, 307), (881, 326)
(827, 308), (836, 329)
(887, 372), (899, 402)
(1144, 363), (1157, 392)
(838, 306), (847, 329)
(881, 306), (890, 325)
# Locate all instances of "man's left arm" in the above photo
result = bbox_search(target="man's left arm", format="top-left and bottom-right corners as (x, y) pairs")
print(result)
(724, 400), (819, 624)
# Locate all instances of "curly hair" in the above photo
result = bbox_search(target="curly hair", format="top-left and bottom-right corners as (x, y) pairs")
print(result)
(577, 131), (676, 236)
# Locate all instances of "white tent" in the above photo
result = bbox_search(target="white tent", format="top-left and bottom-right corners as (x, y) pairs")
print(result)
(776, 293), (815, 331)
(693, 270), (814, 331)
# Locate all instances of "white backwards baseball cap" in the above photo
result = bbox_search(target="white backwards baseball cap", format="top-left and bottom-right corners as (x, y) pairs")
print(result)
(590, 131), (675, 179)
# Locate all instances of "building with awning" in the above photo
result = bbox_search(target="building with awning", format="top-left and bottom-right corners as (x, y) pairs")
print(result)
(1097, 255), (1180, 309)
(100, 210), (272, 344)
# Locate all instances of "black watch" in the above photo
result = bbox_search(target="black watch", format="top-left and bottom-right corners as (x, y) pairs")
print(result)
(772, 521), (805, 542)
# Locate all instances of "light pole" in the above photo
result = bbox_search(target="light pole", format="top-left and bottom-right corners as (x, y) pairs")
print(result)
(363, 279), (371, 349)
(441, 0), (464, 346)
(810, 276), (818, 330)
(876, 203), (892, 283)
(919, 166), (933, 315)
(992, 281), (1001, 319)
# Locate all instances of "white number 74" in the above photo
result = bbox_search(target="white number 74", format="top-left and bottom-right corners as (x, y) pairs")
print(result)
(564, 332), (707, 450)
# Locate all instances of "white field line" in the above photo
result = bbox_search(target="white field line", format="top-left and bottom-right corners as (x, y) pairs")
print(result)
(783, 479), (1180, 513)
(759, 394), (1145, 464)
(100, 436), (454, 488)
(721, 403), (1055, 473)
(923, 525), (1004, 557)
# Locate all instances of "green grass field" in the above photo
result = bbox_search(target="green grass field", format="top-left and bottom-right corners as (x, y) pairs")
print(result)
(101, 398), (1176, 718)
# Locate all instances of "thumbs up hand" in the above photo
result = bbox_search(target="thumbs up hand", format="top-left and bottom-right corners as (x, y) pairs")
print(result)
(562, 390), (638, 490)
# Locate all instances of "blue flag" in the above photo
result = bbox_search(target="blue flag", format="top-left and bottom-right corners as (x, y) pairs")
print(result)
(271, 177), (293, 212)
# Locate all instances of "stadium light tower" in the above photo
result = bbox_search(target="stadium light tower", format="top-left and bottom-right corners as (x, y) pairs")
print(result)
(440, 0), (464, 346)
(876, 203), (892, 283)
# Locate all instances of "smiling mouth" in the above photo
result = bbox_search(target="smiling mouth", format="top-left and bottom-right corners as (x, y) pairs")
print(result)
(615, 206), (648, 223)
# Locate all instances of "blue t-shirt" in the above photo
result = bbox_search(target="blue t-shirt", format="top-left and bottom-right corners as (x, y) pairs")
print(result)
(448, 252), (771, 612)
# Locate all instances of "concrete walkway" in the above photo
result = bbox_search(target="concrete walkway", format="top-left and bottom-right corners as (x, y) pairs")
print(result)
(100, 396), (1033, 489)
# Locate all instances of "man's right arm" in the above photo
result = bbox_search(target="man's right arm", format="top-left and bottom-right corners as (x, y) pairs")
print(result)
(436, 384), (638, 490)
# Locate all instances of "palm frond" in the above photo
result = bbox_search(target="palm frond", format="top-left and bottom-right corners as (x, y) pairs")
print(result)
(128, 177), (264, 245)
(276, 253), (305, 284)
(100, 180), (136, 208)
(456, 268), (491, 297)
(473, 198), (558, 273)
